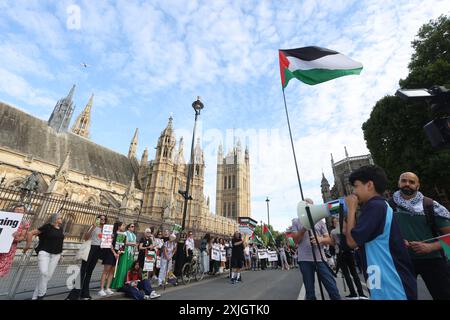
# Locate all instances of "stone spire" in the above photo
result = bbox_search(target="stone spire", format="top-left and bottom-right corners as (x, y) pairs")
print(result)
(176, 137), (185, 164)
(48, 85), (76, 133)
(321, 172), (332, 203)
(71, 93), (93, 138)
(345, 146), (349, 158)
(194, 138), (204, 164)
(156, 116), (176, 162)
(128, 128), (138, 159)
(217, 142), (223, 163)
(140, 147), (148, 166)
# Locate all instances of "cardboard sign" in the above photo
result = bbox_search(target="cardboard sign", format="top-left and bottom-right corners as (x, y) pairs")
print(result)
(143, 250), (157, 271)
(154, 238), (164, 249)
(258, 249), (268, 259)
(114, 232), (126, 252)
(211, 247), (221, 261)
(268, 250), (278, 262)
(172, 224), (182, 234)
(100, 224), (114, 248)
(220, 249), (226, 262)
(0, 211), (24, 253)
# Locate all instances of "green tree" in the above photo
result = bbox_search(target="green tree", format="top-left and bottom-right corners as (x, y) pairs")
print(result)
(362, 15), (450, 203)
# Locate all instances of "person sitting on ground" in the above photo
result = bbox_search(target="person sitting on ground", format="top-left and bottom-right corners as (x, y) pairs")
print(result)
(121, 260), (160, 300)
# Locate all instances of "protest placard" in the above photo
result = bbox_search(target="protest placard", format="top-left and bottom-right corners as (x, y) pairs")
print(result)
(0, 211), (24, 253)
(100, 224), (113, 249)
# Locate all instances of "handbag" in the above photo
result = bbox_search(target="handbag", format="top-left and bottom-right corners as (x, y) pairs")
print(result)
(76, 240), (91, 261)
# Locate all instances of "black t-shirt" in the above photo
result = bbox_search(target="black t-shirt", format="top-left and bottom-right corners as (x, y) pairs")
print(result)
(36, 223), (65, 254)
(232, 238), (244, 259)
(138, 237), (153, 262)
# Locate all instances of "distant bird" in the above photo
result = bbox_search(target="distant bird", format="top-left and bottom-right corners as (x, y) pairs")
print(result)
(80, 62), (91, 68)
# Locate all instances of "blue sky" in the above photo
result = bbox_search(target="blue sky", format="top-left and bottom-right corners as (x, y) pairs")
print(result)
(0, 0), (449, 232)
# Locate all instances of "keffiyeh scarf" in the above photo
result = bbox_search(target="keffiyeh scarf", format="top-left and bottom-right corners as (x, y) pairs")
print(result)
(393, 191), (450, 219)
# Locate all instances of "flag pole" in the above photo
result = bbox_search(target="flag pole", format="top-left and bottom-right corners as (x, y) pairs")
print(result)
(281, 88), (325, 300)
(282, 89), (305, 201)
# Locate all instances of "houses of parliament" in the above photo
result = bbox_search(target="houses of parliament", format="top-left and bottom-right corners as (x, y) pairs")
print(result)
(0, 86), (252, 237)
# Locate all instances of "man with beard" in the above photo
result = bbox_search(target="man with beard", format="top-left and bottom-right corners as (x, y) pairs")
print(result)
(388, 172), (450, 300)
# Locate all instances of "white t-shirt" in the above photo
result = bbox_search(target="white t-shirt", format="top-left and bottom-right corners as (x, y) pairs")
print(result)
(244, 246), (250, 256)
(185, 237), (195, 251)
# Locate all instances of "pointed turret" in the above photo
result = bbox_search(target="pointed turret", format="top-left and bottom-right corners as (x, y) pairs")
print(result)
(48, 85), (76, 133)
(176, 137), (185, 164)
(217, 143), (223, 163)
(140, 147), (148, 166)
(344, 146), (349, 158)
(194, 138), (204, 164)
(71, 93), (93, 138)
(321, 172), (332, 203)
(155, 116), (176, 162)
(128, 128), (139, 159)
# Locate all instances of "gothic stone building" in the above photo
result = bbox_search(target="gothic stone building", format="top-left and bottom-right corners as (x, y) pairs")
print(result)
(215, 141), (251, 220)
(0, 86), (241, 238)
(321, 146), (374, 203)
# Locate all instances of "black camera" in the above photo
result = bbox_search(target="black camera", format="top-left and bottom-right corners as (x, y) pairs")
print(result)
(396, 85), (450, 149)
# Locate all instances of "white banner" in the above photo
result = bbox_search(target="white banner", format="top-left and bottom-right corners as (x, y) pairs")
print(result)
(0, 211), (24, 253)
(212, 247), (221, 261)
(220, 249), (226, 262)
(154, 238), (164, 249)
(100, 224), (114, 249)
(143, 251), (157, 271)
(268, 251), (278, 262)
(258, 249), (268, 259)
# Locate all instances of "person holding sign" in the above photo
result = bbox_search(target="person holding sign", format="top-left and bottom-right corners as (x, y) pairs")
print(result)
(230, 231), (244, 284)
(78, 214), (107, 300)
(98, 222), (125, 297)
(122, 260), (160, 300)
(0, 204), (29, 277)
(138, 228), (154, 270)
(24, 212), (65, 300)
(111, 223), (137, 289)
(158, 233), (177, 287)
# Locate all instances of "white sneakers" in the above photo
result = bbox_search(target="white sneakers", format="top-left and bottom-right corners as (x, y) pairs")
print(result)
(98, 289), (114, 296)
(98, 290), (107, 297)
(105, 288), (114, 295)
(144, 292), (161, 300)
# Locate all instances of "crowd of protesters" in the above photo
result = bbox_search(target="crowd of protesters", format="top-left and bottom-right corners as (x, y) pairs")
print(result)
(1, 165), (448, 301)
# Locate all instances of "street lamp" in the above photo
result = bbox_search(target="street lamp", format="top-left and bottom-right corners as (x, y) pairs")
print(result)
(179, 96), (204, 232)
(265, 196), (270, 227)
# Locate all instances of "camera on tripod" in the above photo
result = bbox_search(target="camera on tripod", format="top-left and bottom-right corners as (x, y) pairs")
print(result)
(396, 85), (450, 149)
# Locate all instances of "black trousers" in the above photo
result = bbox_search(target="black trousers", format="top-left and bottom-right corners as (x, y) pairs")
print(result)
(412, 258), (450, 300)
(336, 251), (364, 296)
(79, 245), (102, 298)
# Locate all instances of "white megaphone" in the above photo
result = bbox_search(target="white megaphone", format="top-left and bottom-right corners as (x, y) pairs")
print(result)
(297, 198), (348, 229)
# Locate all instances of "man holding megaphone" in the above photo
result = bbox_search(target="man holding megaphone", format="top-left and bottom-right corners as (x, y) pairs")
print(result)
(292, 198), (341, 300)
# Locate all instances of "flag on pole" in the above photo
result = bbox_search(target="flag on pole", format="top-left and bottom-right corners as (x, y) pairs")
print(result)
(250, 232), (264, 246)
(262, 224), (270, 237)
(279, 46), (363, 88)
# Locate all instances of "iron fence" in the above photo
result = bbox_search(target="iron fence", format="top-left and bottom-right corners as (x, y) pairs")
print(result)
(0, 186), (230, 299)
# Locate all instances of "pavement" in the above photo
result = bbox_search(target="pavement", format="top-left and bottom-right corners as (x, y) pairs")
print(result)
(13, 265), (433, 300)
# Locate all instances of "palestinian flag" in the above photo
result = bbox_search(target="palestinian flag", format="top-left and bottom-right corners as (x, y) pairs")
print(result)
(438, 234), (450, 261)
(262, 224), (270, 237)
(279, 46), (363, 88)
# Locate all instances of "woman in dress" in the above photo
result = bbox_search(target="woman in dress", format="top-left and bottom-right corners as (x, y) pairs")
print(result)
(110, 223), (137, 289)
(0, 204), (29, 278)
